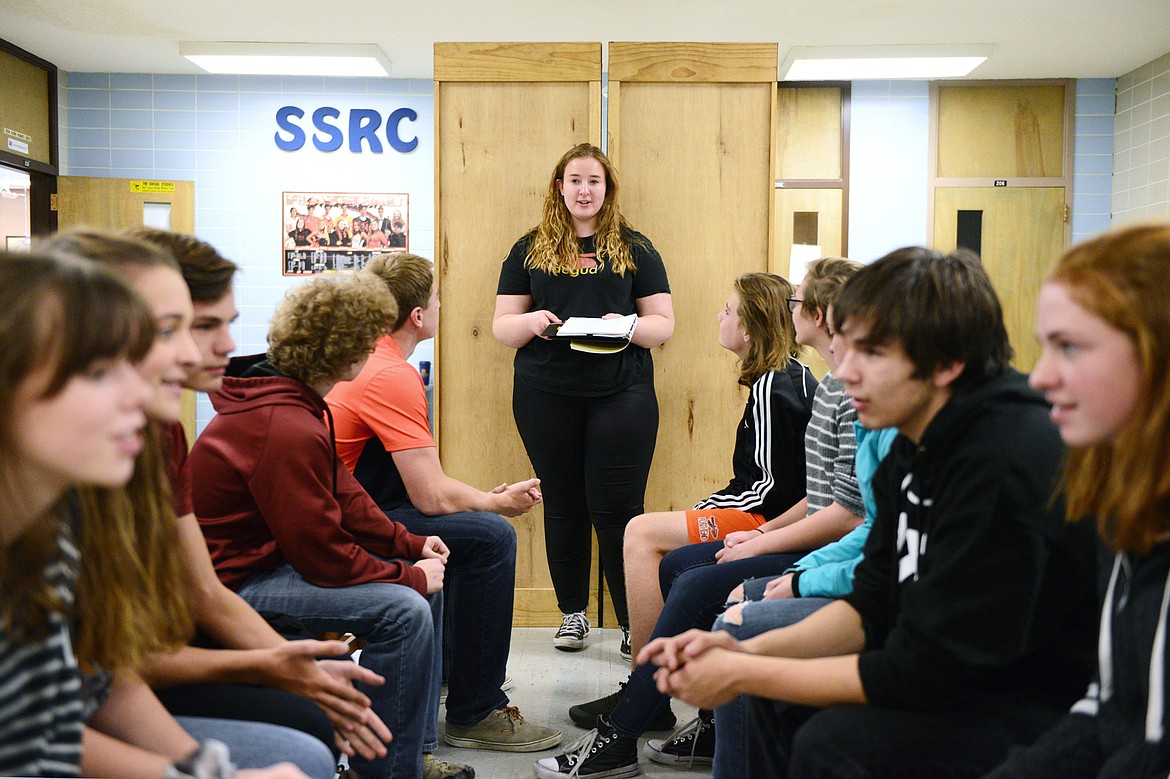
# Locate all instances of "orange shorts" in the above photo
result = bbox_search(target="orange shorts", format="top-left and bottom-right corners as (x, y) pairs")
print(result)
(685, 508), (766, 544)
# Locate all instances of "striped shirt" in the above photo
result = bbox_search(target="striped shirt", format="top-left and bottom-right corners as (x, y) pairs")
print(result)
(0, 523), (83, 777)
(804, 374), (863, 516)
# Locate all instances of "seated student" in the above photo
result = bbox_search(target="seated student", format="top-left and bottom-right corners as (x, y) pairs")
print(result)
(619, 272), (816, 661)
(127, 228), (392, 764)
(39, 231), (334, 779)
(562, 259), (863, 746)
(0, 251), (302, 779)
(187, 275), (468, 779)
(708, 419), (896, 777)
(644, 247), (1098, 778)
(325, 253), (561, 753)
(627, 262), (856, 659)
(985, 223), (1170, 778)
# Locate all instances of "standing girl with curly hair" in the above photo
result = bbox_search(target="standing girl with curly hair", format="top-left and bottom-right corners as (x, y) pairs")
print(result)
(493, 143), (675, 655)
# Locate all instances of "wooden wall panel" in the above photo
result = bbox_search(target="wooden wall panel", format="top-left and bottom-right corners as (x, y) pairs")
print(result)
(608, 42), (776, 83)
(937, 83), (1067, 178)
(609, 43), (777, 514)
(776, 88), (842, 181)
(435, 42), (601, 82)
(434, 44), (601, 626)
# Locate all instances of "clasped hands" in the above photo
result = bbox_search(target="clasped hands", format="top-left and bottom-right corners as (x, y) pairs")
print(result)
(636, 629), (747, 710)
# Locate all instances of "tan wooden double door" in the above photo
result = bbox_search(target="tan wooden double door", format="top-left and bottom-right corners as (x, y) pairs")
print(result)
(434, 43), (779, 626)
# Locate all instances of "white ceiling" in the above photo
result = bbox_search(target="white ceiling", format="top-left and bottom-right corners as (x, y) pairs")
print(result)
(2, 0), (1169, 81)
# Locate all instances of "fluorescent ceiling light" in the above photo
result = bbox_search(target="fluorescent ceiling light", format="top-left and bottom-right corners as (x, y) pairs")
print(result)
(781, 45), (990, 81)
(181, 42), (391, 77)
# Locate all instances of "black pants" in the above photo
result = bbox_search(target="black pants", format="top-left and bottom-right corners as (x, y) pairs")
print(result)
(512, 377), (658, 626)
(746, 699), (1023, 779)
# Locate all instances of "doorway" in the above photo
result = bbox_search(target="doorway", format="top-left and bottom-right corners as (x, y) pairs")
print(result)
(0, 165), (32, 251)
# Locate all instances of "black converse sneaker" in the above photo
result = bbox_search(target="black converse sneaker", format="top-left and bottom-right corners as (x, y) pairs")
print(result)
(619, 627), (631, 661)
(553, 612), (590, 651)
(643, 710), (715, 766)
(568, 678), (676, 731)
(532, 716), (639, 778)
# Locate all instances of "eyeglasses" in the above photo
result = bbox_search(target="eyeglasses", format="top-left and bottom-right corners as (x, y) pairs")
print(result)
(786, 297), (803, 313)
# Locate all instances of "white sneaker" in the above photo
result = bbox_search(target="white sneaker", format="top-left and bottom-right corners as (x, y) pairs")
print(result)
(552, 612), (590, 652)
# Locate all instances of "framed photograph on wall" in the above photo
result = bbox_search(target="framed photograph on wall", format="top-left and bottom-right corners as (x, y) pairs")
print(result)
(282, 191), (409, 276)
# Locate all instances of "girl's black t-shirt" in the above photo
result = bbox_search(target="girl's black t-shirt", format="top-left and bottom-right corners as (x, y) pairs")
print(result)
(497, 229), (670, 396)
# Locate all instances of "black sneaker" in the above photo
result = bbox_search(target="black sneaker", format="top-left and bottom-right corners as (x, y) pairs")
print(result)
(643, 710), (715, 766)
(532, 716), (639, 778)
(619, 627), (631, 662)
(553, 612), (590, 651)
(568, 679), (676, 731)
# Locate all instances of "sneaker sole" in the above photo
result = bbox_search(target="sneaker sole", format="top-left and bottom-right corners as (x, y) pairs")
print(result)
(553, 638), (587, 651)
(533, 759), (640, 779)
(444, 731), (563, 753)
(643, 741), (713, 766)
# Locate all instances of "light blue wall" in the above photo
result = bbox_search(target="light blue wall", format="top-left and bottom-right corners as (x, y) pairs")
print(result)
(1072, 78), (1117, 241)
(847, 80), (931, 263)
(59, 73), (1115, 430)
(60, 72), (435, 431)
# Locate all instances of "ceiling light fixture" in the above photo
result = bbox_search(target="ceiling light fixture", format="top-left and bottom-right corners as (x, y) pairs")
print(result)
(780, 45), (990, 81)
(181, 42), (391, 77)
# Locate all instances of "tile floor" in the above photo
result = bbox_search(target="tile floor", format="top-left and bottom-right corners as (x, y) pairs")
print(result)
(429, 627), (711, 779)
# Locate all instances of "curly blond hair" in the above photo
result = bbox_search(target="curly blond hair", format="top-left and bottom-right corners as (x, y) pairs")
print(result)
(268, 275), (396, 387)
(526, 143), (642, 277)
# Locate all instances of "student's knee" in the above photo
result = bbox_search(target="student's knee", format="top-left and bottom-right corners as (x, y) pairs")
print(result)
(624, 512), (681, 555)
(367, 588), (434, 644)
(623, 512), (655, 552)
(475, 510), (518, 553)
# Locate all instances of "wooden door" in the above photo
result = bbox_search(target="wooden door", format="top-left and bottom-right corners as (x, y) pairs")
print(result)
(607, 43), (779, 517)
(433, 43), (603, 626)
(56, 175), (198, 436)
(932, 187), (1067, 371)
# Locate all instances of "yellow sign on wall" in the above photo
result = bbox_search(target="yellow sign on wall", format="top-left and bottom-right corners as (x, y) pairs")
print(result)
(130, 180), (176, 194)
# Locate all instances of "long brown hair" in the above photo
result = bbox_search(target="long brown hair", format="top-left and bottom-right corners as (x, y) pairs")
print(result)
(525, 143), (641, 276)
(74, 426), (194, 671)
(0, 252), (154, 644)
(1052, 223), (1170, 552)
(40, 230), (195, 669)
(734, 273), (800, 387)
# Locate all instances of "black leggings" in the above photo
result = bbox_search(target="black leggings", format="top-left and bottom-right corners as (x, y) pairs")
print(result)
(512, 377), (659, 626)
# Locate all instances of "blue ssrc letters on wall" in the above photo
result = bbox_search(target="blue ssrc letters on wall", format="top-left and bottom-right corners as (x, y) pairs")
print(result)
(274, 105), (419, 153)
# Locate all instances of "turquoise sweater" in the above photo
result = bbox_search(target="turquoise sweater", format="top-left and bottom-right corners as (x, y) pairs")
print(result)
(788, 424), (897, 598)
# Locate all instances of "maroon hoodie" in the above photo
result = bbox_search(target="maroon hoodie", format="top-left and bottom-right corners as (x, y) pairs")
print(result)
(188, 358), (427, 594)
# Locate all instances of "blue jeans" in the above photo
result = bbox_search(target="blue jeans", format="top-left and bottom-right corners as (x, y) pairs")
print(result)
(237, 564), (442, 779)
(178, 716), (336, 779)
(608, 540), (804, 737)
(710, 595), (834, 779)
(382, 505), (514, 726)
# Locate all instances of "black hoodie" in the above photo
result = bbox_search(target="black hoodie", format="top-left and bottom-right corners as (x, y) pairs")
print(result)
(844, 369), (1097, 739)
